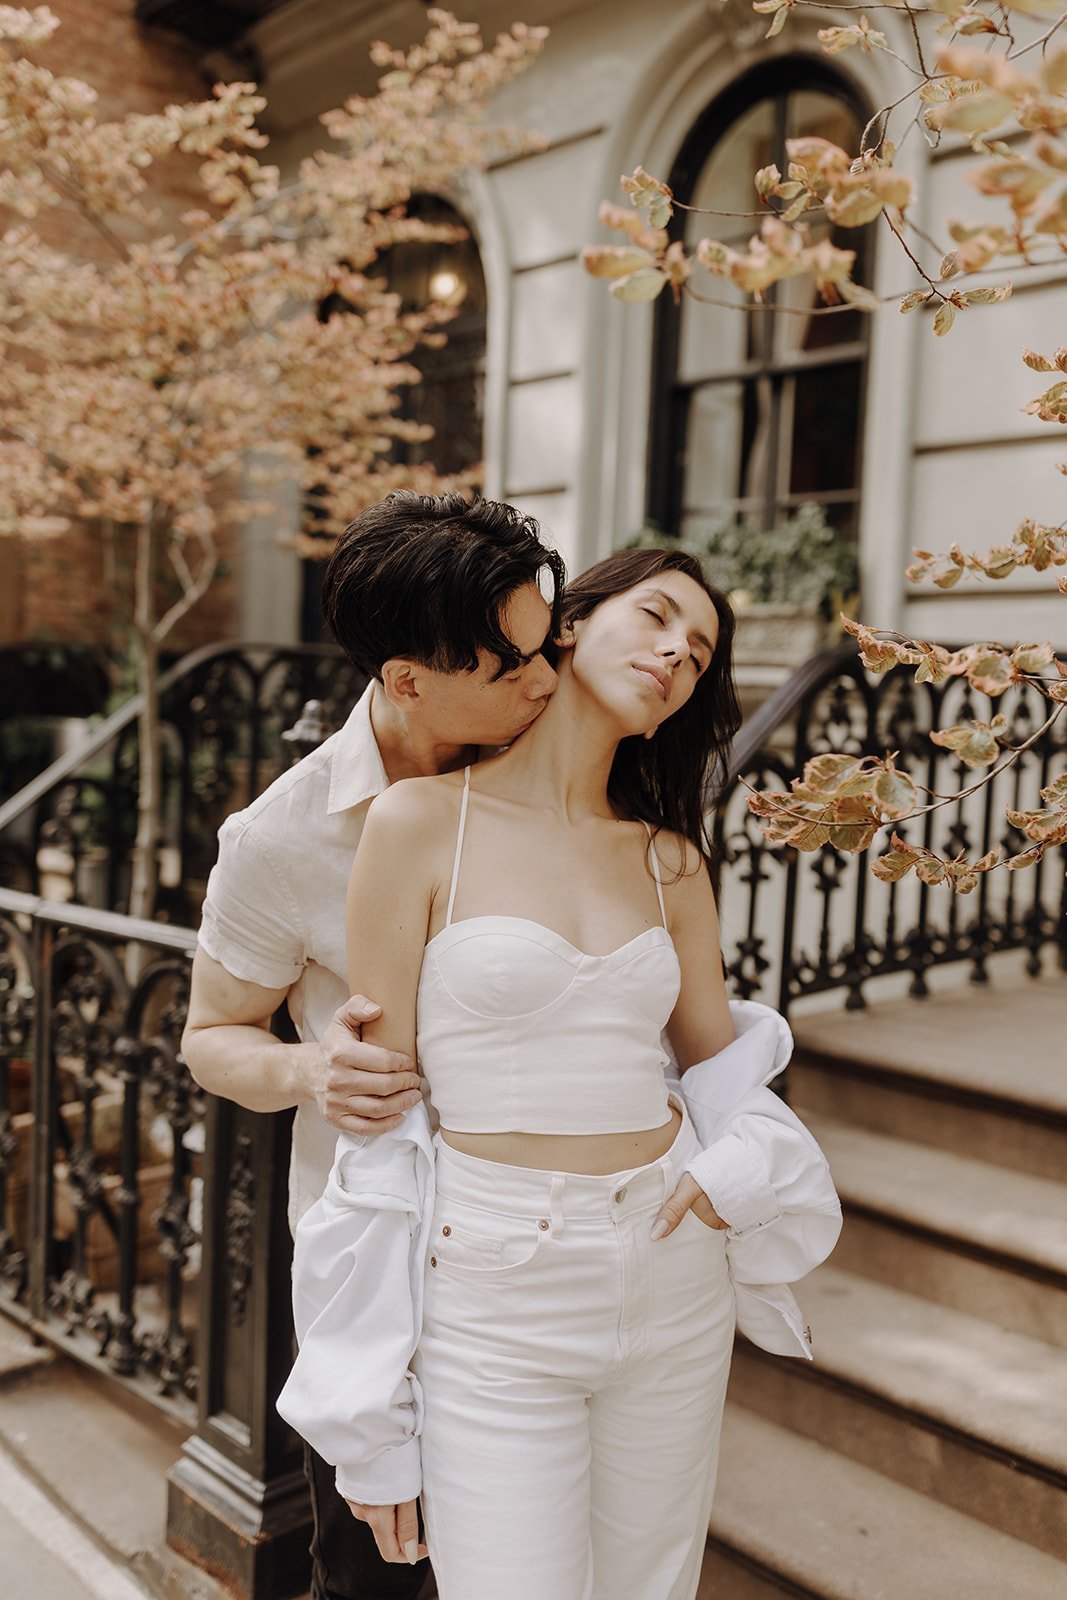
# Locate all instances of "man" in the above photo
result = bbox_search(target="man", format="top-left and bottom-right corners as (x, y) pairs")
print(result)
(182, 491), (565, 1600)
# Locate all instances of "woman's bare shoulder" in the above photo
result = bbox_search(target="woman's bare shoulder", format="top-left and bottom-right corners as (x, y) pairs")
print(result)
(651, 827), (706, 883)
(364, 771), (465, 836)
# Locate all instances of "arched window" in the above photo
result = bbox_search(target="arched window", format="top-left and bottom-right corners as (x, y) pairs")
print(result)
(648, 62), (874, 551)
(300, 196), (487, 641)
(378, 195), (488, 476)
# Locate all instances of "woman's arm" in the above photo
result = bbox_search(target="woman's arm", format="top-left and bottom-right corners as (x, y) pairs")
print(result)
(345, 779), (445, 1065)
(651, 836), (841, 1276)
(645, 839), (734, 1236)
(661, 837), (735, 1071)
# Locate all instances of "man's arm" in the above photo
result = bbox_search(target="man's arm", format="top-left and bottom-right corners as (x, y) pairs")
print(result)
(182, 948), (422, 1133)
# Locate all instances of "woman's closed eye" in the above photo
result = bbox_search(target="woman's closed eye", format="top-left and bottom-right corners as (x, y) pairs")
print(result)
(642, 607), (707, 674)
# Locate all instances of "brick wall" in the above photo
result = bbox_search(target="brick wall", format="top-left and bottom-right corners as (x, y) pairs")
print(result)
(4, 1), (240, 654)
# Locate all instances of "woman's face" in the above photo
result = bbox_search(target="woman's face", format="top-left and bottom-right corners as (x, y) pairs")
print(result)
(563, 569), (719, 738)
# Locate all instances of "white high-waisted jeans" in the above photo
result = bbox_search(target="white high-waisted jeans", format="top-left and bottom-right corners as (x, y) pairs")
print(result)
(414, 1101), (736, 1600)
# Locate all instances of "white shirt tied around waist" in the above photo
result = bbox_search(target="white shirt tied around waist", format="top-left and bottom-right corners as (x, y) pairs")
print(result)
(277, 998), (843, 1508)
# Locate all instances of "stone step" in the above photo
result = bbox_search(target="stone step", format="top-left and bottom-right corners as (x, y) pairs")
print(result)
(701, 1406), (1067, 1600)
(0, 1318), (234, 1600)
(790, 972), (1067, 1117)
(802, 1115), (1067, 1347)
(790, 977), (1067, 1180)
(729, 1267), (1067, 1560)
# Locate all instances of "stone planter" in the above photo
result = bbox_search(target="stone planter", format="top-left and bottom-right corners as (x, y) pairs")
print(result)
(732, 604), (830, 670)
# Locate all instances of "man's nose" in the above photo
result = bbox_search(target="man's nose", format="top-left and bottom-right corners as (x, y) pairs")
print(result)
(527, 657), (558, 698)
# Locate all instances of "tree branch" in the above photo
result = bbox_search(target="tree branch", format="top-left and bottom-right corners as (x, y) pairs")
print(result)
(153, 520), (218, 644)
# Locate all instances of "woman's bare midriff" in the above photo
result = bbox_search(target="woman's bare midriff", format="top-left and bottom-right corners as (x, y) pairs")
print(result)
(440, 1104), (682, 1175)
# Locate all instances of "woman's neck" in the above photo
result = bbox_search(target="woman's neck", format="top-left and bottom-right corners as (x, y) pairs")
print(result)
(490, 678), (622, 821)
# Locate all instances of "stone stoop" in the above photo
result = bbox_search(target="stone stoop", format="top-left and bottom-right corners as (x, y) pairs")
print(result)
(0, 1319), (238, 1600)
(701, 971), (1067, 1598)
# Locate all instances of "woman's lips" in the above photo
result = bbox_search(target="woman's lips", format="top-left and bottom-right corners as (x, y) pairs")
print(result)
(633, 665), (669, 701)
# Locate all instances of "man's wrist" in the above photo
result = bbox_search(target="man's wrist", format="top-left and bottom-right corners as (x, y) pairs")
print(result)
(280, 1040), (324, 1107)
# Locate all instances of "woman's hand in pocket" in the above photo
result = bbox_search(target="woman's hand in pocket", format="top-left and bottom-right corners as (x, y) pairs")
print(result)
(345, 1497), (427, 1564)
(650, 1173), (728, 1240)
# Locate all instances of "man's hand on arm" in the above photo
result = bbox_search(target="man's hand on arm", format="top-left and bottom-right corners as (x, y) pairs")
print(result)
(182, 949), (421, 1132)
(317, 995), (422, 1136)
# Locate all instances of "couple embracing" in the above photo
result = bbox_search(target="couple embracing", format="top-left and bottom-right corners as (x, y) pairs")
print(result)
(184, 492), (841, 1600)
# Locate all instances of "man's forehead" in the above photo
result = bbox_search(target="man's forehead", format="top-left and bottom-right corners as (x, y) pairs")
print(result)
(502, 582), (552, 652)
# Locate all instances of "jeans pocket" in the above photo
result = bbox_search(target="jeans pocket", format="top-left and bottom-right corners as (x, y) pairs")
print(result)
(678, 1204), (729, 1240)
(430, 1197), (547, 1276)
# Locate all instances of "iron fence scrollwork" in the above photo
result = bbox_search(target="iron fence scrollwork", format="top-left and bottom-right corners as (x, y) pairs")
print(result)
(716, 646), (1066, 1014)
(0, 892), (202, 1415)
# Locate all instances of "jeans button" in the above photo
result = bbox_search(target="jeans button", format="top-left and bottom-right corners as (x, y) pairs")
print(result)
(614, 1186), (627, 1204)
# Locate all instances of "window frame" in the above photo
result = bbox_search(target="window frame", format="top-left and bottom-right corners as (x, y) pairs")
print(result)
(647, 58), (874, 541)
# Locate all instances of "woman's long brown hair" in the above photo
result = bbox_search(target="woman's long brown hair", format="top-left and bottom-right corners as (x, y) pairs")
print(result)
(560, 549), (741, 875)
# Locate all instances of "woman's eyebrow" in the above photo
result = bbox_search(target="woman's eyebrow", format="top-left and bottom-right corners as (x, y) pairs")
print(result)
(646, 589), (715, 660)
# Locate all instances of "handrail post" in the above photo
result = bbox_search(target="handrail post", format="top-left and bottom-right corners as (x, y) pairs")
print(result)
(165, 700), (334, 1598)
(165, 1099), (311, 1599)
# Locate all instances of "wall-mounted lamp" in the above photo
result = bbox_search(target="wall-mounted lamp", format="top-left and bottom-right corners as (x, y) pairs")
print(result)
(428, 265), (467, 307)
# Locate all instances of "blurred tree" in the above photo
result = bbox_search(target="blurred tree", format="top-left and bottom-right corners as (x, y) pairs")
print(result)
(0, 6), (545, 917)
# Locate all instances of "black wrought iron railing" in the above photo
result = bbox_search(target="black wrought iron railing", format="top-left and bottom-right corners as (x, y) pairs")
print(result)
(0, 641), (367, 919)
(0, 890), (201, 1419)
(715, 644), (1067, 1012)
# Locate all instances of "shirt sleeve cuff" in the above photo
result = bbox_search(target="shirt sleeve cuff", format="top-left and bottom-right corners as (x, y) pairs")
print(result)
(196, 918), (302, 991)
(335, 1439), (423, 1507)
(686, 1134), (782, 1236)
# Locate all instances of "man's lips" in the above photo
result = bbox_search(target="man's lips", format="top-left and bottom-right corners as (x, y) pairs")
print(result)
(632, 663), (671, 701)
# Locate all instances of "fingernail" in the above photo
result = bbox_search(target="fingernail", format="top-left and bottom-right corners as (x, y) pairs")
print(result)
(650, 1218), (670, 1241)
(404, 1539), (419, 1565)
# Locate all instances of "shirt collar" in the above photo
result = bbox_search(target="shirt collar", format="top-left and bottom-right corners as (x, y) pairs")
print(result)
(326, 681), (389, 815)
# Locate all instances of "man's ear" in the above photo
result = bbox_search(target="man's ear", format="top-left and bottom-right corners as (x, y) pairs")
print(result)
(380, 657), (420, 706)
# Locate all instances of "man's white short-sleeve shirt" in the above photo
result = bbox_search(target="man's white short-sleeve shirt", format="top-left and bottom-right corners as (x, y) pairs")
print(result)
(198, 683), (386, 1230)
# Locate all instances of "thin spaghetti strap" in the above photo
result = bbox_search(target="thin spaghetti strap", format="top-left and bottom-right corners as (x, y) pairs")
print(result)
(444, 766), (472, 927)
(643, 823), (668, 928)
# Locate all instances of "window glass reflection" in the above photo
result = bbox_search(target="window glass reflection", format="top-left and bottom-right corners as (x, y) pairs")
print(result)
(655, 67), (873, 549)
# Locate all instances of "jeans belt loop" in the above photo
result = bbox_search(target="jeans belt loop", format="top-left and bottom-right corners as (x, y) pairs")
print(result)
(549, 1173), (566, 1238)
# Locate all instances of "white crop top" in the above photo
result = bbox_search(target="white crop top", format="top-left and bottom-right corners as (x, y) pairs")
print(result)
(415, 768), (679, 1135)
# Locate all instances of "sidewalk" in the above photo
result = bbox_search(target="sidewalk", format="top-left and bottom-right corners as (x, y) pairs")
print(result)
(0, 1441), (155, 1600)
(0, 1317), (236, 1600)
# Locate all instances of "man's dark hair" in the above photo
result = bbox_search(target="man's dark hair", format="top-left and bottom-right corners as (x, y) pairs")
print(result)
(321, 492), (566, 681)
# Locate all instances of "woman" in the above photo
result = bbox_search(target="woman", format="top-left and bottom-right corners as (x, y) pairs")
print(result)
(280, 548), (839, 1600)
